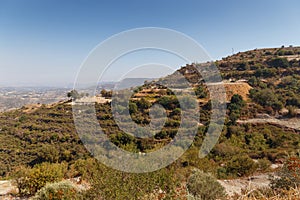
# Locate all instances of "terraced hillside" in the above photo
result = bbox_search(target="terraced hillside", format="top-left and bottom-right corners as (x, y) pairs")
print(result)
(0, 46), (299, 199)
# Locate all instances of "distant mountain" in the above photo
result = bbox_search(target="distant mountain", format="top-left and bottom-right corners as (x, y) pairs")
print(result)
(114, 78), (155, 90)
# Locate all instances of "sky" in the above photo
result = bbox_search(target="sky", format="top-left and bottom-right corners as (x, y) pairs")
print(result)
(0, 0), (299, 87)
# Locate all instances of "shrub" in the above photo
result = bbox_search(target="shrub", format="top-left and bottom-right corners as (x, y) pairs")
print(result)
(212, 142), (238, 159)
(194, 85), (208, 98)
(267, 57), (290, 68)
(157, 95), (179, 110)
(100, 89), (112, 98)
(229, 94), (245, 111)
(32, 180), (81, 200)
(128, 102), (138, 114)
(236, 62), (248, 71)
(37, 144), (60, 163)
(286, 96), (300, 107)
(187, 169), (226, 200)
(249, 88), (283, 112)
(257, 158), (271, 171)
(226, 155), (258, 177)
(287, 106), (298, 117)
(14, 162), (67, 196)
(136, 97), (151, 110)
(248, 76), (259, 87)
(67, 90), (86, 100)
(81, 160), (180, 199)
(270, 156), (300, 190)
(228, 94), (245, 124)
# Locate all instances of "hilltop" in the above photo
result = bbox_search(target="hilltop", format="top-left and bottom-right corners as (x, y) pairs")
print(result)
(132, 46), (300, 117)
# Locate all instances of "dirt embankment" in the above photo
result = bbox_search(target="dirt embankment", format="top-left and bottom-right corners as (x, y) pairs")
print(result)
(224, 82), (252, 101)
(208, 81), (252, 102)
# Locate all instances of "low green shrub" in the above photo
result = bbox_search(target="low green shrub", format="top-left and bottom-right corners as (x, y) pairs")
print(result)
(32, 180), (81, 200)
(14, 162), (67, 196)
(257, 158), (271, 171)
(80, 159), (180, 200)
(226, 155), (258, 177)
(187, 169), (226, 200)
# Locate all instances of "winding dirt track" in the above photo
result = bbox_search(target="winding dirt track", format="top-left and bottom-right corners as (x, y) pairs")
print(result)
(237, 117), (300, 131)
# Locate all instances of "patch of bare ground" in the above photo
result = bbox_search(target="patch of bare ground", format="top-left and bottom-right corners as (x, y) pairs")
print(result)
(0, 177), (90, 200)
(208, 81), (252, 102)
(21, 104), (42, 114)
(67, 96), (111, 105)
(218, 173), (273, 197)
(237, 116), (300, 131)
(0, 180), (19, 200)
(223, 82), (252, 101)
(279, 54), (300, 61)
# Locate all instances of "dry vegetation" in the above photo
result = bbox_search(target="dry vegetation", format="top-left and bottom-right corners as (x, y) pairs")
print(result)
(0, 46), (300, 199)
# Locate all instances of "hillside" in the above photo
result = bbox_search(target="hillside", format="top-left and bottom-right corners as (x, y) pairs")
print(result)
(0, 46), (300, 199)
(133, 46), (300, 118)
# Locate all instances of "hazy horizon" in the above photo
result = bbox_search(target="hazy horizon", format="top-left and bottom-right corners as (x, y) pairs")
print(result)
(1, 0), (300, 87)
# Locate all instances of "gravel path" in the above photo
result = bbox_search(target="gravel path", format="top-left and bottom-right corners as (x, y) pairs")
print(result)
(218, 174), (272, 197)
(237, 117), (300, 131)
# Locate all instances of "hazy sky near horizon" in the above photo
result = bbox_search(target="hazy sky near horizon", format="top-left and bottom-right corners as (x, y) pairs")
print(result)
(0, 0), (299, 86)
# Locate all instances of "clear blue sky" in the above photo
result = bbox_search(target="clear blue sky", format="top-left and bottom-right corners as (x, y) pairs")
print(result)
(0, 0), (299, 86)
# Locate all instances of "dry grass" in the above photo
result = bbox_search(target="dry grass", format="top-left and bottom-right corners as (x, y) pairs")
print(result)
(236, 187), (300, 200)
(224, 82), (252, 101)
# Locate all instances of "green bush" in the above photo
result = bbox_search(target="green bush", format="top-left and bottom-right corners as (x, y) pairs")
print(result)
(226, 155), (258, 177)
(157, 95), (179, 110)
(14, 162), (67, 196)
(187, 169), (226, 200)
(32, 180), (81, 200)
(249, 88), (283, 112)
(37, 144), (60, 163)
(257, 158), (271, 171)
(194, 85), (208, 98)
(228, 94), (245, 124)
(79, 159), (180, 200)
(267, 57), (290, 68)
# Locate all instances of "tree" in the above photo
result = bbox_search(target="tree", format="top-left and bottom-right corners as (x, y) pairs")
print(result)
(67, 90), (80, 100)
(194, 85), (207, 98)
(267, 57), (290, 68)
(237, 62), (248, 71)
(230, 94), (245, 109)
(229, 111), (240, 125)
(100, 89), (112, 98)
(228, 94), (245, 124)
(248, 76), (258, 87)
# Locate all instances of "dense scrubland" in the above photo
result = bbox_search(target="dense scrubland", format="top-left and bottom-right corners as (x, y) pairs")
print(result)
(0, 46), (300, 199)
